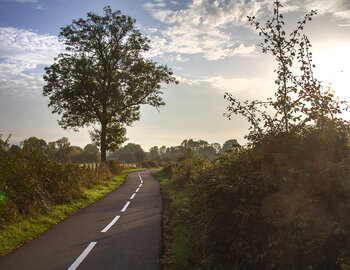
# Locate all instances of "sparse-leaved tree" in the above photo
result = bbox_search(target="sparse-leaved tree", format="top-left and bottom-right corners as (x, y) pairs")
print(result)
(224, 0), (348, 143)
(43, 7), (178, 162)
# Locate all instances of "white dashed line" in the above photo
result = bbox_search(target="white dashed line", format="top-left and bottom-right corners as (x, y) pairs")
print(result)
(121, 201), (130, 212)
(101, 215), (120, 233)
(68, 172), (148, 269)
(67, 242), (97, 270)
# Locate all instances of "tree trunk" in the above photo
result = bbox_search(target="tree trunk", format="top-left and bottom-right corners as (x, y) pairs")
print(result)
(100, 122), (107, 162)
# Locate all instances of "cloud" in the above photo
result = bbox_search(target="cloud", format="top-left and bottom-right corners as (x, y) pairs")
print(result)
(177, 74), (274, 100)
(0, 27), (63, 96)
(6, 0), (38, 2)
(0, 62), (44, 96)
(284, 0), (350, 24)
(144, 0), (268, 60)
(144, 0), (350, 61)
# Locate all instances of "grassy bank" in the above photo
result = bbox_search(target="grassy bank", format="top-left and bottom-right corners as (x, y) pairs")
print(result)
(153, 169), (193, 270)
(0, 169), (143, 256)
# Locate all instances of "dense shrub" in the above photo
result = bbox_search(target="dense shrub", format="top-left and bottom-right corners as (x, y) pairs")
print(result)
(140, 160), (159, 168)
(162, 165), (174, 179)
(179, 122), (350, 269)
(107, 159), (123, 175)
(0, 135), (97, 229)
(172, 158), (207, 187)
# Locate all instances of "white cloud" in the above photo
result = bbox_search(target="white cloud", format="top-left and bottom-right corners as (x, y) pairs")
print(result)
(284, 0), (350, 24)
(144, 0), (268, 60)
(6, 0), (38, 2)
(232, 44), (256, 56)
(0, 27), (63, 96)
(0, 27), (62, 64)
(144, 0), (350, 61)
(0, 62), (43, 96)
(177, 74), (274, 100)
(144, 1), (166, 9)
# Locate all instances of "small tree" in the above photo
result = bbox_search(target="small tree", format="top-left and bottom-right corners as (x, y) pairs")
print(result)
(21, 137), (47, 152)
(84, 144), (100, 154)
(43, 7), (178, 162)
(109, 143), (145, 163)
(149, 146), (160, 161)
(219, 139), (240, 154)
(224, 0), (348, 143)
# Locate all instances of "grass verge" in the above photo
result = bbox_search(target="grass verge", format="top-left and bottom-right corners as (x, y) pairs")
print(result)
(0, 169), (143, 256)
(152, 169), (192, 270)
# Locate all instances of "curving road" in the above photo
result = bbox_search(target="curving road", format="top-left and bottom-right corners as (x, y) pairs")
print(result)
(0, 170), (163, 270)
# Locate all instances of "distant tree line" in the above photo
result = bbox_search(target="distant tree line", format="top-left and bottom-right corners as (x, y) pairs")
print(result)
(108, 139), (240, 163)
(9, 136), (100, 163)
(8, 137), (240, 165)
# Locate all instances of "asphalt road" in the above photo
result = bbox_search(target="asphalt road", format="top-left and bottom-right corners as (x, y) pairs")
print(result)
(0, 170), (163, 270)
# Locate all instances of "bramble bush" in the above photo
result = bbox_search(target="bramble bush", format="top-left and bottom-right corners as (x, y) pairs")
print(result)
(183, 121), (350, 269)
(0, 135), (99, 229)
(172, 158), (207, 187)
(107, 159), (124, 175)
(140, 160), (159, 168)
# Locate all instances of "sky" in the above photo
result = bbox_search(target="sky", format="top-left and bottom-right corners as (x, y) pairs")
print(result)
(0, 0), (349, 151)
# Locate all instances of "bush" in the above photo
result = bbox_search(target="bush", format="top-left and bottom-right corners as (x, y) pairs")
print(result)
(140, 160), (158, 168)
(172, 158), (206, 187)
(107, 159), (123, 175)
(162, 165), (174, 178)
(180, 123), (350, 269)
(0, 134), (97, 229)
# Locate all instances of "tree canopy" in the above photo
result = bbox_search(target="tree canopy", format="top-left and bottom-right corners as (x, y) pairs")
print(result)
(109, 143), (146, 163)
(43, 6), (178, 161)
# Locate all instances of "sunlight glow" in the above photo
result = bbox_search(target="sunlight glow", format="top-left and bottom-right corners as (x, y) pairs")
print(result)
(313, 44), (350, 103)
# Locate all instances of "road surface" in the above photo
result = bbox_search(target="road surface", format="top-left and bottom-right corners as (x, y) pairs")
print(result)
(0, 170), (163, 270)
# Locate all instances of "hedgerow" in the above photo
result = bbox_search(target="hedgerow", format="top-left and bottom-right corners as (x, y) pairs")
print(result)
(0, 135), (100, 229)
(179, 121), (350, 269)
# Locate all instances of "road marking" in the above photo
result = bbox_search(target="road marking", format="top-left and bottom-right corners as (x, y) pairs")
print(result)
(136, 188), (140, 193)
(101, 216), (120, 233)
(67, 242), (97, 270)
(121, 201), (130, 212)
(139, 183), (142, 188)
(130, 193), (136, 200)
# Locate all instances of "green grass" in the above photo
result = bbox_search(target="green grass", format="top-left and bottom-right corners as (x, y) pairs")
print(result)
(152, 170), (193, 270)
(0, 169), (143, 256)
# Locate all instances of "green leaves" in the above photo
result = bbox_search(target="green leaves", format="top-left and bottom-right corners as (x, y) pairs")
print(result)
(43, 7), (178, 161)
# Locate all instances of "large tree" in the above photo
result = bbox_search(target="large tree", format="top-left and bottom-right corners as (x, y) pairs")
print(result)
(43, 7), (177, 162)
